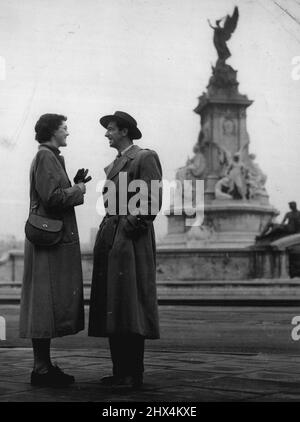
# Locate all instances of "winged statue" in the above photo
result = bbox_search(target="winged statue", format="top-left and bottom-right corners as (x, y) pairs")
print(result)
(208, 6), (239, 63)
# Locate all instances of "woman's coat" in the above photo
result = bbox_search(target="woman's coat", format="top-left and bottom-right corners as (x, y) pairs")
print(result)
(19, 145), (85, 338)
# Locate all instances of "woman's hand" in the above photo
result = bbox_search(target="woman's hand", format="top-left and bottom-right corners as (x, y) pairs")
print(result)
(74, 168), (92, 184)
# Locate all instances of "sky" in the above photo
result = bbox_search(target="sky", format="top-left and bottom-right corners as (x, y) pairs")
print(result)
(0, 0), (300, 244)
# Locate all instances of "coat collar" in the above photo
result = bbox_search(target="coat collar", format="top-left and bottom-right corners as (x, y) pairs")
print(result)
(104, 144), (142, 180)
(123, 144), (141, 159)
(38, 144), (68, 176)
(39, 144), (61, 156)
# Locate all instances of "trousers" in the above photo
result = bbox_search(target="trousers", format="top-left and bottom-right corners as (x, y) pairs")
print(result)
(109, 333), (145, 377)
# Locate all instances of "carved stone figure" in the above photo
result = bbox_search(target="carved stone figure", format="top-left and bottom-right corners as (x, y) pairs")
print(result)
(215, 176), (233, 200)
(208, 61), (239, 93)
(207, 7), (239, 94)
(174, 143), (206, 207)
(256, 202), (300, 242)
(208, 6), (239, 64)
(213, 141), (248, 200)
(245, 153), (267, 198)
(226, 153), (247, 199)
(198, 119), (211, 147)
(215, 141), (247, 177)
(175, 143), (206, 183)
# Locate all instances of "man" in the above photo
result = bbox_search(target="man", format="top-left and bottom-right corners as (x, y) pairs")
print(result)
(88, 111), (162, 390)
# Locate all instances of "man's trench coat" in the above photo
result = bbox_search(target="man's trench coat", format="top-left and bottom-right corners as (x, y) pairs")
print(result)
(19, 145), (85, 338)
(88, 144), (162, 339)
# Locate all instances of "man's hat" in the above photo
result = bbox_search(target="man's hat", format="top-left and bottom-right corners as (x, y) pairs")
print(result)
(99, 111), (142, 140)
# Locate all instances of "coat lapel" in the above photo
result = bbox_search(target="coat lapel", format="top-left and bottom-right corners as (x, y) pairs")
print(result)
(105, 145), (142, 180)
(105, 155), (128, 180)
(104, 161), (115, 177)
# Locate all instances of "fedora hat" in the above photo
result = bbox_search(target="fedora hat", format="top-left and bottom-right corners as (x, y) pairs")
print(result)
(99, 111), (142, 140)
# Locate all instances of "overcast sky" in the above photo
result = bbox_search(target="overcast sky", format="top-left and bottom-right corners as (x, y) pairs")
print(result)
(0, 0), (300, 244)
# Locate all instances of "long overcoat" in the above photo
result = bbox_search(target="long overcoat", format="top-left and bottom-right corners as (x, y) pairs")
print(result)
(88, 145), (162, 339)
(19, 145), (85, 338)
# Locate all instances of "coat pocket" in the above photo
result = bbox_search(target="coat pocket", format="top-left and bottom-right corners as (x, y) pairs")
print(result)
(123, 215), (148, 239)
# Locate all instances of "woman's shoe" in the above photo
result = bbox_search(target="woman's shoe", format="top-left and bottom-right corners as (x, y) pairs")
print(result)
(31, 365), (75, 387)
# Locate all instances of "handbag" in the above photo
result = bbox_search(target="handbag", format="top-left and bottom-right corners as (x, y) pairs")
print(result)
(25, 213), (63, 247)
(25, 147), (64, 247)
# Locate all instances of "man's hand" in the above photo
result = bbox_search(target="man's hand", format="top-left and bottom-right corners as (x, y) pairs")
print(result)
(74, 168), (92, 184)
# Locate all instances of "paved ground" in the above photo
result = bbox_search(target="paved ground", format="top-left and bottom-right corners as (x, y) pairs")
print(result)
(1, 305), (300, 402)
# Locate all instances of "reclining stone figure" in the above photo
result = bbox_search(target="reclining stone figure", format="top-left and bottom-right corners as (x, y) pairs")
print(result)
(256, 201), (300, 242)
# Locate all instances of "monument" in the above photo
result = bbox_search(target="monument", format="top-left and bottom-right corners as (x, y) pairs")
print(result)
(163, 6), (279, 248)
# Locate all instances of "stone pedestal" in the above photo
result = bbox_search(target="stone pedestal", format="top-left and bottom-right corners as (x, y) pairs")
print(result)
(187, 201), (278, 248)
(194, 68), (253, 201)
(163, 62), (279, 249)
(162, 201), (278, 249)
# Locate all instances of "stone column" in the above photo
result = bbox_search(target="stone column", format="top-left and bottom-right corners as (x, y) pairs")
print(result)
(194, 94), (253, 202)
(278, 250), (290, 279)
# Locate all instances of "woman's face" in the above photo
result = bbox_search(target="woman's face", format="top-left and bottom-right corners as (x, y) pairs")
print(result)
(52, 121), (69, 147)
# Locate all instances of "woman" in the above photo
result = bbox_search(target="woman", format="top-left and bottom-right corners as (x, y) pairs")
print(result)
(19, 113), (88, 387)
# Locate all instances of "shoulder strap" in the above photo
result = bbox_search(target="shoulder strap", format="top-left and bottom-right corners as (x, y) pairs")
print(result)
(29, 147), (64, 214)
(29, 155), (39, 213)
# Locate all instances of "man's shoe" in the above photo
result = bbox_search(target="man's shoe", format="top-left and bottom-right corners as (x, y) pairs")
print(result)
(132, 375), (143, 390)
(111, 375), (143, 390)
(31, 365), (75, 387)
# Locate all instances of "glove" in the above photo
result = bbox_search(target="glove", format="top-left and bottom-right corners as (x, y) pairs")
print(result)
(73, 168), (92, 184)
(74, 168), (85, 184)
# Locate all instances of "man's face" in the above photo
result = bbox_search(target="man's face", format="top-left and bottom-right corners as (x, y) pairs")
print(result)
(105, 120), (126, 149)
(53, 121), (69, 147)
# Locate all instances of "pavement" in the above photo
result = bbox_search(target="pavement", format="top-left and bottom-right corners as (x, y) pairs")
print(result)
(3, 347), (300, 403)
(2, 280), (300, 305)
(1, 305), (300, 402)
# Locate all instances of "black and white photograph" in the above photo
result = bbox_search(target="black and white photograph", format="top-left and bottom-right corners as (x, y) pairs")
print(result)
(0, 0), (300, 408)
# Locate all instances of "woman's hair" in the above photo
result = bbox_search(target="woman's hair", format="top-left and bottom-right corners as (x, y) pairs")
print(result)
(35, 114), (67, 143)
